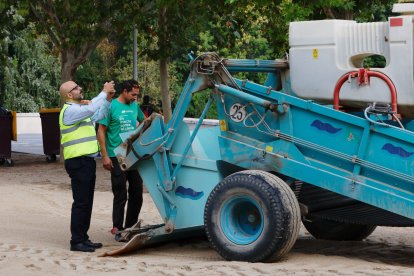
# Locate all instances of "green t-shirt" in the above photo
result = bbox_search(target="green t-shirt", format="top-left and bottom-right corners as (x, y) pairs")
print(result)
(99, 99), (145, 157)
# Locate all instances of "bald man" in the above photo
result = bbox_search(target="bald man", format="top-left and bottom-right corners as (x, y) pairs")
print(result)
(59, 80), (115, 252)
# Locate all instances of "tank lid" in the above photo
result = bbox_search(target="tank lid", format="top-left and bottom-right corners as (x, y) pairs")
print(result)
(393, 3), (414, 15)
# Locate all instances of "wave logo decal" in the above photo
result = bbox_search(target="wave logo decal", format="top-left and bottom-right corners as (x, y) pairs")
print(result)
(175, 186), (204, 200)
(311, 120), (342, 134)
(382, 143), (414, 158)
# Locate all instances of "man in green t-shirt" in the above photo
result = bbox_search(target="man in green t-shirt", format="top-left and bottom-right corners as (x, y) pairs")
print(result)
(97, 79), (145, 241)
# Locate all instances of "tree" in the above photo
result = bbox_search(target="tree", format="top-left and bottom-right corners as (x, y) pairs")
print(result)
(0, 1), (26, 106)
(0, 4), (60, 111)
(135, 0), (216, 122)
(2, 22), (60, 111)
(28, 1), (141, 82)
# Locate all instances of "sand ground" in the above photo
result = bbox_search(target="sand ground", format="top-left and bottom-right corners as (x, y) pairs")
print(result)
(0, 153), (413, 275)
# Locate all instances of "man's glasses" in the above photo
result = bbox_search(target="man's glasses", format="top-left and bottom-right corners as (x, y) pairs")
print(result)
(129, 93), (138, 97)
(69, 85), (81, 93)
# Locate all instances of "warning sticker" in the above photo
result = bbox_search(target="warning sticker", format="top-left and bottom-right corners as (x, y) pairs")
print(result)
(313, 48), (319, 59)
(390, 18), (403, 27)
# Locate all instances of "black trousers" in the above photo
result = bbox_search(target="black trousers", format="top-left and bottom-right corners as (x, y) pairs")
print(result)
(65, 157), (96, 245)
(110, 157), (143, 230)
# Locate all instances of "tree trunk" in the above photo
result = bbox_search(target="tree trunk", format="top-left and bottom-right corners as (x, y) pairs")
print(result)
(344, 11), (353, 20)
(59, 50), (78, 162)
(58, 49), (86, 161)
(323, 7), (354, 20)
(323, 7), (336, 19)
(61, 49), (79, 82)
(160, 58), (172, 122)
(158, 6), (172, 122)
(59, 51), (77, 108)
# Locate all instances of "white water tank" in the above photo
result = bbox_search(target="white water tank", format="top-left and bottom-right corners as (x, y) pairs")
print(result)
(288, 5), (414, 117)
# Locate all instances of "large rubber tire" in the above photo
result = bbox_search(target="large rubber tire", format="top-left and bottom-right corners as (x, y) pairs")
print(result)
(302, 218), (377, 241)
(204, 170), (301, 262)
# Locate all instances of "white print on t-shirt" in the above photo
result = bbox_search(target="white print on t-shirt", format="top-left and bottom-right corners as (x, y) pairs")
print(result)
(119, 115), (135, 132)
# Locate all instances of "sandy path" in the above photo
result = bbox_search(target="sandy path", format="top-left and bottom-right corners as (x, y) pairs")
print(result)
(0, 153), (413, 275)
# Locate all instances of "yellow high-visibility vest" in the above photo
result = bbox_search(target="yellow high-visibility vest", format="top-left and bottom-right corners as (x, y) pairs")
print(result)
(59, 104), (99, 160)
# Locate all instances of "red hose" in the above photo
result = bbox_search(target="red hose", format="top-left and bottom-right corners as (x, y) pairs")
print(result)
(333, 69), (398, 115)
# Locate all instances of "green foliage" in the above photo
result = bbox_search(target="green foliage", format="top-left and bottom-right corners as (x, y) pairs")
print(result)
(185, 91), (218, 119)
(0, 3), (24, 105)
(74, 39), (117, 100)
(27, 0), (143, 81)
(282, 0), (397, 21)
(29, 0), (139, 51)
(362, 55), (387, 68)
(0, 7), (60, 112)
(112, 57), (180, 107)
(135, 0), (207, 61)
(354, 1), (396, 22)
(75, 33), (180, 111)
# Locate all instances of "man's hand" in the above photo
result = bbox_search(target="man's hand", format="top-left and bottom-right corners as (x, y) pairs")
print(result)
(102, 156), (113, 171)
(79, 100), (91, 105)
(103, 81), (115, 101)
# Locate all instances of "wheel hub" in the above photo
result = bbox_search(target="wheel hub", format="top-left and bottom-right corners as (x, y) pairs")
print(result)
(220, 196), (264, 245)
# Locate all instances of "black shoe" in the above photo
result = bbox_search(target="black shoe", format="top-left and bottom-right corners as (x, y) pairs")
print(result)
(84, 240), (103, 248)
(115, 233), (127, 242)
(70, 242), (95, 252)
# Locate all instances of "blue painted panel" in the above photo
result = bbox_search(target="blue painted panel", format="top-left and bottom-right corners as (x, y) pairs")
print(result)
(136, 159), (168, 220)
(219, 135), (414, 219)
(137, 153), (221, 229)
(171, 165), (220, 228)
(137, 121), (223, 230)
(171, 122), (221, 161)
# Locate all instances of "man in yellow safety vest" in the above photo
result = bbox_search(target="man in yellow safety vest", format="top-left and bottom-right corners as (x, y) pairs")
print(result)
(59, 80), (115, 252)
